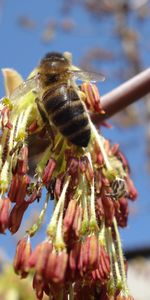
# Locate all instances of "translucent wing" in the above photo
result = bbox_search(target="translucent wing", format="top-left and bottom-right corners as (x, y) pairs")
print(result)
(10, 75), (40, 101)
(71, 70), (105, 82)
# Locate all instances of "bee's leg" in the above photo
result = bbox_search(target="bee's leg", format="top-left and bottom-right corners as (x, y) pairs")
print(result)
(35, 97), (55, 149)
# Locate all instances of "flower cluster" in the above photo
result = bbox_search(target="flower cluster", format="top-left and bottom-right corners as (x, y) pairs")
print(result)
(0, 67), (137, 300)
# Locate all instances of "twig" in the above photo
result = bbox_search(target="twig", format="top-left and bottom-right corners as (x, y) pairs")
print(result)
(91, 68), (150, 124)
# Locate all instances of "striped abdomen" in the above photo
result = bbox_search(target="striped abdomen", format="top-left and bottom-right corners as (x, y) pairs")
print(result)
(42, 84), (91, 147)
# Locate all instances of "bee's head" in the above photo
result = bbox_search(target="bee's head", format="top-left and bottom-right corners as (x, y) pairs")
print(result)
(39, 52), (70, 74)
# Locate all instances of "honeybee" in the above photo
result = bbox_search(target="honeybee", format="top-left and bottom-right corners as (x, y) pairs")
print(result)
(10, 52), (105, 149)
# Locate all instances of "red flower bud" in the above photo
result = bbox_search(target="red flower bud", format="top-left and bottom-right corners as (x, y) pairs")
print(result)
(63, 199), (77, 234)
(8, 201), (29, 234)
(29, 243), (43, 268)
(16, 146), (28, 175)
(8, 174), (30, 204)
(117, 150), (130, 171)
(8, 174), (19, 202)
(111, 144), (120, 155)
(96, 197), (105, 220)
(104, 139), (111, 154)
(93, 142), (104, 166)
(92, 246), (110, 283)
(69, 241), (81, 276)
(1, 106), (13, 129)
(33, 241), (53, 279)
(78, 234), (99, 274)
(86, 162), (94, 182)
(14, 236), (31, 278)
(54, 173), (64, 199)
(33, 272), (49, 300)
(115, 198), (129, 228)
(16, 175), (30, 203)
(102, 196), (115, 227)
(126, 177), (138, 201)
(79, 156), (94, 182)
(6, 121), (13, 129)
(88, 235), (100, 268)
(44, 249), (68, 283)
(95, 171), (102, 194)
(72, 205), (83, 237)
(97, 152), (104, 166)
(42, 158), (56, 184)
(79, 157), (86, 173)
(81, 82), (104, 114)
(67, 157), (79, 176)
(0, 197), (11, 233)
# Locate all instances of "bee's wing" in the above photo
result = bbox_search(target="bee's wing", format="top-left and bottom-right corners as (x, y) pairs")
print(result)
(71, 70), (105, 82)
(10, 75), (40, 101)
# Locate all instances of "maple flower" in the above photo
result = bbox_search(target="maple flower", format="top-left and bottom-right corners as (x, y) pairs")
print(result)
(0, 63), (137, 300)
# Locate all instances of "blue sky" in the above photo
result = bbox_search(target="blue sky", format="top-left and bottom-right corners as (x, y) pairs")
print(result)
(0, 0), (150, 258)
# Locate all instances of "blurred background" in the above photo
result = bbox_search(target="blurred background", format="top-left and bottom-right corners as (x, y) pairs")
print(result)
(0, 0), (150, 299)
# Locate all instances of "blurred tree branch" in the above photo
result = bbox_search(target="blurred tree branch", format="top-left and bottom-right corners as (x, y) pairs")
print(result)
(91, 68), (150, 124)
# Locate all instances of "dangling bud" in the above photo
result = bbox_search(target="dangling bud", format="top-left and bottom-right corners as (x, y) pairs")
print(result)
(63, 199), (77, 234)
(42, 158), (56, 184)
(0, 197), (11, 233)
(44, 248), (68, 283)
(16, 145), (29, 175)
(29, 241), (53, 279)
(13, 236), (31, 278)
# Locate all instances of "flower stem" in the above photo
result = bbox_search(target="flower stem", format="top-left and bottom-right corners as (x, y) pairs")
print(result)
(86, 152), (98, 231)
(54, 201), (66, 250)
(47, 176), (70, 238)
(27, 192), (50, 237)
(80, 174), (89, 234)
(113, 217), (128, 292)
(90, 120), (112, 170)
(105, 227), (121, 291)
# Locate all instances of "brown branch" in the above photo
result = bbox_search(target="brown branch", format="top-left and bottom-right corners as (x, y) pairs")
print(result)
(92, 68), (150, 124)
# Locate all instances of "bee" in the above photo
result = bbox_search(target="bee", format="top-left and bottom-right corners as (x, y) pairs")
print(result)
(109, 177), (127, 200)
(10, 52), (105, 148)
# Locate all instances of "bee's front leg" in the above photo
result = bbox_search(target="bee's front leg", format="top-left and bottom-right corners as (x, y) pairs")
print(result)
(35, 97), (55, 150)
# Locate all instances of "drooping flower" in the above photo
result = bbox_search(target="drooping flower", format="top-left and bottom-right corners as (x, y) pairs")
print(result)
(0, 197), (11, 233)
(0, 62), (137, 300)
(13, 236), (31, 278)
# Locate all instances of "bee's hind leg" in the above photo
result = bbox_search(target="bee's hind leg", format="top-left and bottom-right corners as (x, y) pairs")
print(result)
(35, 97), (55, 150)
